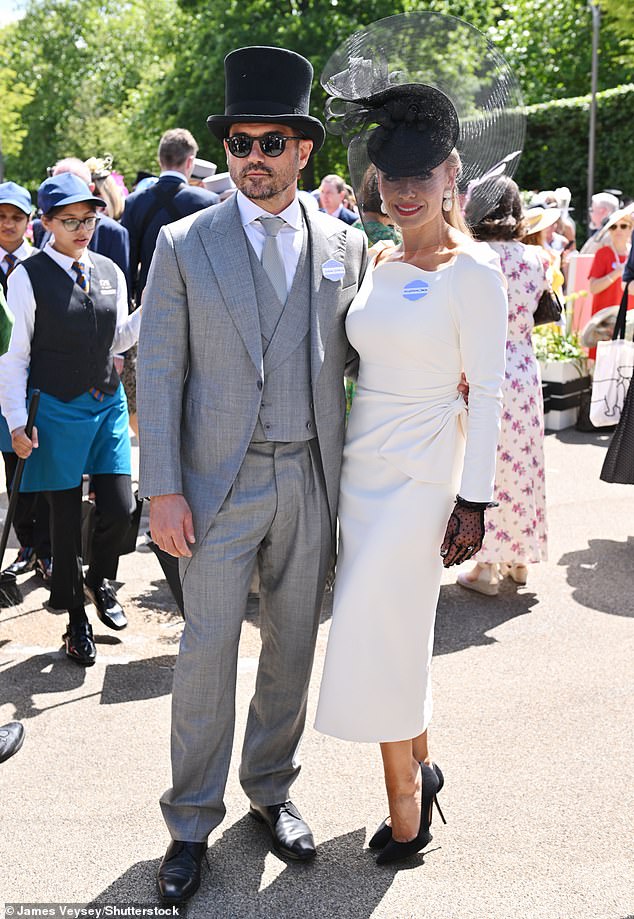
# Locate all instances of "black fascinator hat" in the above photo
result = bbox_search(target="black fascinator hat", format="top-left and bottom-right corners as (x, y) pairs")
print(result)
(321, 12), (526, 224)
(363, 84), (459, 178)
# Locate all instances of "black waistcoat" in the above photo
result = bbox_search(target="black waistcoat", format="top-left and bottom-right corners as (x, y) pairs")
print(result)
(23, 251), (120, 402)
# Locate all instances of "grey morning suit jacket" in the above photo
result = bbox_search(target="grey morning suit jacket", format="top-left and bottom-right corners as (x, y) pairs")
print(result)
(137, 193), (367, 552)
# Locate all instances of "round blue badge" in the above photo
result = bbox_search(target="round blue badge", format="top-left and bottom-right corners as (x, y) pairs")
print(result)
(402, 279), (429, 301)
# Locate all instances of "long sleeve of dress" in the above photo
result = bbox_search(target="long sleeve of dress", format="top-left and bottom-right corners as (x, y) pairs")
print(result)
(451, 249), (508, 503)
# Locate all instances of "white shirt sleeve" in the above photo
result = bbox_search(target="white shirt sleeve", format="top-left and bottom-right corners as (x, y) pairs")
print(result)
(111, 262), (142, 354)
(0, 264), (36, 432)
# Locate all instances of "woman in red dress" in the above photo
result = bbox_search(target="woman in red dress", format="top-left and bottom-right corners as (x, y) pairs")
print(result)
(588, 209), (634, 360)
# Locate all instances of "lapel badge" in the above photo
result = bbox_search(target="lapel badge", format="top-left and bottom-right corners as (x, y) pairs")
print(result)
(321, 258), (345, 283)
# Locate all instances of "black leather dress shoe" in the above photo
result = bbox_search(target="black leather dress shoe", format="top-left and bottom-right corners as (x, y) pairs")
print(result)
(157, 840), (207, 904)
(62, 622), (96, 666)
(5, 546), (37, 576)
(84, 579), (128, 630)
(0, 721), (25, 763)
(249, 800), (316, 861)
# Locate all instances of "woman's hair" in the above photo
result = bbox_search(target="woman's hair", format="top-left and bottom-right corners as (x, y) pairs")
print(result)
(359, 166), (383, 214)
(467, 175), (523, 241)
(522, 229), (545, 247)
(443, 149), (471, 237)
(93, 173), (125, 221)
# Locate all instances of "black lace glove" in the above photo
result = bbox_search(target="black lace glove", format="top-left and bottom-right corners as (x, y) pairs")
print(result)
(440, 496), (496, 568)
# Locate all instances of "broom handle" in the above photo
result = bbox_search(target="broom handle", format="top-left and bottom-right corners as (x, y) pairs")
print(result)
(0, 390), (40, 568)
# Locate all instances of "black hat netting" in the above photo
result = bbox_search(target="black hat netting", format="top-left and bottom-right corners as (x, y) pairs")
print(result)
(321, 12), (526, 224)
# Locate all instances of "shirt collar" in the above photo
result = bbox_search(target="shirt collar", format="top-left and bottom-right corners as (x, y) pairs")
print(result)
(159, 170), (188, 182)
(0, 241), (32, 263)
(44, 240), (94, 272)
(236, 190), (302, 231)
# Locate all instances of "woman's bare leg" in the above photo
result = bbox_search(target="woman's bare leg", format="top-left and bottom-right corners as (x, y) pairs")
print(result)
(380, 740), (421, 842)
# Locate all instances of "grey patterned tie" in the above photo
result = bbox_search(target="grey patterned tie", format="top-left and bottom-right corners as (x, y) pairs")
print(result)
(258, 216), (287, 303)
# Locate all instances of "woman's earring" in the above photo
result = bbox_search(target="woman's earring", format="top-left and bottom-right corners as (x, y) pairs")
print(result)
(442, 189), (453, 212)
(380, 198), (388, 215)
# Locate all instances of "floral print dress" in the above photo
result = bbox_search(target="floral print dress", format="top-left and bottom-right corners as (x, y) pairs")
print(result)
(476, 241), (549, 565)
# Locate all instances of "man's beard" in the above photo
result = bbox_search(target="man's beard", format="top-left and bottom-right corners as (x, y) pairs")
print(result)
(232, 158), (298, 201)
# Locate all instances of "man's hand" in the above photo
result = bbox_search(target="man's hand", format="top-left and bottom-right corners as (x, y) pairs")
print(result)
(150, 493), (195, 558)
(11, 425), (38, 459)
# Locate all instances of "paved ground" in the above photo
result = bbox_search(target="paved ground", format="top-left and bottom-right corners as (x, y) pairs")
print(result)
(1, 427), (633, 919)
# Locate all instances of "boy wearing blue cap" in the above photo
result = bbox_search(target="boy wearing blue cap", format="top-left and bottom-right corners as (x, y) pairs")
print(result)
(0, 181), (34, 296)
(0, 173), (142, 664)
(0, 181), (52, 582)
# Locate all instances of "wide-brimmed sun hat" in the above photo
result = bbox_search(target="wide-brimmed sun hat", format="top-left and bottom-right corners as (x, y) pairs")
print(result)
(520, 206), (561, 237)
(594, 203), (634, 245)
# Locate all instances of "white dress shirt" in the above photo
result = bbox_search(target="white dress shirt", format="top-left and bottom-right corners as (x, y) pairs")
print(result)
(0, 242), (141, 432)
(0, 240), (36, 275)
(159, 170), (188, 182)
(236, 190), (305, 293)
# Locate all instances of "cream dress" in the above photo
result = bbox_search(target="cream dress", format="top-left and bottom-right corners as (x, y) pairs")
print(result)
(315, 243), (508, 743)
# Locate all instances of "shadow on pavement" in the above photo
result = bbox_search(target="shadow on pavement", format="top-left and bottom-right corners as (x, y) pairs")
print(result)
(548, 427), (615, 449)
(434, 580), (539, 655)
(559, 537), (634, 617)
(91, 818), (399, 918)
(101, 654), (174, 704)
(134, 579), (181, 615)
(0, 651), (176, 719)
(0, 651), (93, 719)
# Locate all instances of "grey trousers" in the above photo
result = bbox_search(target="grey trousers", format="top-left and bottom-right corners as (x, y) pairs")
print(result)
(160, 441), (332, 842)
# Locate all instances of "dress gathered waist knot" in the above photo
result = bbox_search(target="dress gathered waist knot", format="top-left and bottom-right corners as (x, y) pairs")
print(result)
(350, 360), (467, 485)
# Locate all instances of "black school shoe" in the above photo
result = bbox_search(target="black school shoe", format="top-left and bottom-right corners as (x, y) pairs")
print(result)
(62, 621), (96, 666)
(84, 579), (128, 630)
(4, 546), (37, 576)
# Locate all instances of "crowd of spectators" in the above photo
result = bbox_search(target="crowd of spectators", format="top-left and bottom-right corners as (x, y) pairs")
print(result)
(0, 130), (631, 639)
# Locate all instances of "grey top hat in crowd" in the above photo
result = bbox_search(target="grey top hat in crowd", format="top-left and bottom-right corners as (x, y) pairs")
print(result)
(207, 46), (326, 150)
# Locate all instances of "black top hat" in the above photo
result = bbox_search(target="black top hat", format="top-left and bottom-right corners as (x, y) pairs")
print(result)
(207, 46), (325, 150)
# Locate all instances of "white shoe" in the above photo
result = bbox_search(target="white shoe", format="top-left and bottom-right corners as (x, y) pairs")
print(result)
(456, 563), (499, 596)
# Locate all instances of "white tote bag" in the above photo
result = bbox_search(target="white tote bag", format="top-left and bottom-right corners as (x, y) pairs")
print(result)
(590, 340), (634, 426)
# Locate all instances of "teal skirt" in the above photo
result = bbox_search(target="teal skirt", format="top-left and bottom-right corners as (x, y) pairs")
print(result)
(20, 385), (131, 492)
(0, 413), (12, 453)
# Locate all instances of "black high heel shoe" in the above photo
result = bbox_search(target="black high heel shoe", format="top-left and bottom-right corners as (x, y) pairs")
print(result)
(368, 763), (444, 850)
(375, 762), (446, 865)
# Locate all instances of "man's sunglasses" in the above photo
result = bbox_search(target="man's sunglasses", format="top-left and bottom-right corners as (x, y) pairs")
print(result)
(51, 215), (100, 231)
(226, 133), (304, 158)
(609, 222), (632, 231)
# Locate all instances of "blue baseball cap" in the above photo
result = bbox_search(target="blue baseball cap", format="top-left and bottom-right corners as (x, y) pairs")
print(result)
(0, 181), (33, 215)
(38, 173), (106, 215)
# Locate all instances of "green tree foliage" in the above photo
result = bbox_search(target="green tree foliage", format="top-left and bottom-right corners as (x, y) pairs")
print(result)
(516, 84), (634, 232)
(0, 0), (632, 193)
(488, 0), (632, 104)
(1, 0), (183, 188)
(154, 0), (498, 187)
(0, 53), (34, 177)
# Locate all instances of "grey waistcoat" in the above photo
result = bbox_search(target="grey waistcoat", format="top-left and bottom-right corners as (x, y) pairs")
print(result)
(247, 224), (316, 443)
